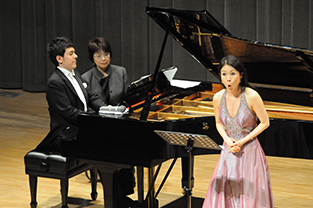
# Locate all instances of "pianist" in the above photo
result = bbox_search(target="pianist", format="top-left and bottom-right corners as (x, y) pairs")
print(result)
(35, 36), (105, 152)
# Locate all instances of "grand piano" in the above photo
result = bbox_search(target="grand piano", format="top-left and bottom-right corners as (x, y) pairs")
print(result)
(61, 6), (313, 208)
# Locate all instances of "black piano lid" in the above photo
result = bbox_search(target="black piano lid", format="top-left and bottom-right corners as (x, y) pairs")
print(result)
(146, 7), (313, 106)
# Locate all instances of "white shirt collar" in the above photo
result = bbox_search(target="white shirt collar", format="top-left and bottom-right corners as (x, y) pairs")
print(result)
(57, 66), (75, 77)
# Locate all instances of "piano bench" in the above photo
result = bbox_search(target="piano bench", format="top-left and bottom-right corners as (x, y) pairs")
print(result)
(24, 150), (98, 208)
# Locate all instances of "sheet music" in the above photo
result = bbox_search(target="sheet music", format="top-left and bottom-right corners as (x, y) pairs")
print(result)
(170, 79), (201, 89)
(129, 66), (201, 90)
(162, 66), (178, 82)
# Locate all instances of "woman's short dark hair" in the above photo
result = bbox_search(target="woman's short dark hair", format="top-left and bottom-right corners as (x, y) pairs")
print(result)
(47, 37), (74, 66)
(87, 37), (112, 63)
(218, 55), (252, 90)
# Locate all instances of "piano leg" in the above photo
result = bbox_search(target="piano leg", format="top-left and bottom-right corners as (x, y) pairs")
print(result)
(137, 166), (159, 208)
(83, 160), (131, 208)
(148, 167), (158, 208)
(161, 154), (204, 208)
(29, 175), (37, 208)
(185, 151), (193, 208)
(90, 167), (98, 200)
(181, 156), (194, 191)
(137, 166), (144, 204)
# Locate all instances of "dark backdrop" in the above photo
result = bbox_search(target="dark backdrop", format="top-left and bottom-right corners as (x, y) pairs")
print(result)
(0, 0), (312, 92)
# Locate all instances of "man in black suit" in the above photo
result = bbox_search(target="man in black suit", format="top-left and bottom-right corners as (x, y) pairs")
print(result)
(36, 36), (105, 152)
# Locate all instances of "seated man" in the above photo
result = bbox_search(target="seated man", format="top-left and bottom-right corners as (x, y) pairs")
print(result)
(36, 36), (105, 152)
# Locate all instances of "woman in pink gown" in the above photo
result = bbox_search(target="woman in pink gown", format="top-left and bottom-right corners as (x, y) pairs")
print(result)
(202, 55), (274, 208)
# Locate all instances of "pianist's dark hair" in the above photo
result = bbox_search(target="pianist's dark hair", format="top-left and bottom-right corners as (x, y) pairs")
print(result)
(47, 37), (74, 67)
(218, 55), (252, 91)
(88, 37), (113, 63)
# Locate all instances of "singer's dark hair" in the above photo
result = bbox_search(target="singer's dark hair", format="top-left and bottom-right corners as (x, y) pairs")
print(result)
(47, 37), (74, 67)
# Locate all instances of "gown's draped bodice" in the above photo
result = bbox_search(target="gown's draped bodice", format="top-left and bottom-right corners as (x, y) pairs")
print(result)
(219, 90), (257, 141)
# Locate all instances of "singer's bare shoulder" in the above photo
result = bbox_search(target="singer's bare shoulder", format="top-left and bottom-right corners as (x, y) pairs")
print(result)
(213, 89), (226, 107)
(245, 87), (263, 101)
(244, 87), (265, 112)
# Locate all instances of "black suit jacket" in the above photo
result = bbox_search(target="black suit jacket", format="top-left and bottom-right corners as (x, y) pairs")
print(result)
(82, 65), (128, 106)
(36, 68), (105, 152)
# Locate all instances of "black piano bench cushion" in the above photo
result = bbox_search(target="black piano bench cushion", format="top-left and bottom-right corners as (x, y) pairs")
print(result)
(24, 151), (90, 179)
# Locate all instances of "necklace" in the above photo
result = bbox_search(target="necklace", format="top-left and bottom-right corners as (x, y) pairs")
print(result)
(226, 91), (241, 117)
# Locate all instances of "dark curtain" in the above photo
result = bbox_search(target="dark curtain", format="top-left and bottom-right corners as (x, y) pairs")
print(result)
(0, 0), (312, 91)
(0, 0), (23, 89)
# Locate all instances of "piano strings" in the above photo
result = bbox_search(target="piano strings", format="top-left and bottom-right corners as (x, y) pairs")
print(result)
(127, 84), (313, 122)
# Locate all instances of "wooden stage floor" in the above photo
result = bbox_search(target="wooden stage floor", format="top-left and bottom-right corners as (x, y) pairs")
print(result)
(0, 89), (312, 208)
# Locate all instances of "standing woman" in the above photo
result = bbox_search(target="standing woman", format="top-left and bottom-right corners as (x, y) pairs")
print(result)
(202, 55), (274, 208)
(82, 37), (128, 106)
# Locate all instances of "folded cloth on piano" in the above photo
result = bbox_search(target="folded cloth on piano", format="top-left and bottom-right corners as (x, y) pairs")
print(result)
(99, 105), (128, 117)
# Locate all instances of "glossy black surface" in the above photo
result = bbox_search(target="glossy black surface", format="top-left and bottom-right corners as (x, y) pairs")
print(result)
(61, 113), (222, 167)
(146, 7), (313, 106)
